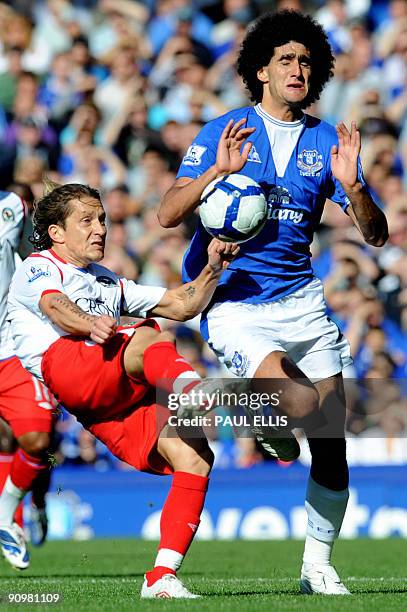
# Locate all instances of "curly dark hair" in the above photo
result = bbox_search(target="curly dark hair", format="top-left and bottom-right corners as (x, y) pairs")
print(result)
(31, 182), (101, 251)
(237, 10), (335, 107)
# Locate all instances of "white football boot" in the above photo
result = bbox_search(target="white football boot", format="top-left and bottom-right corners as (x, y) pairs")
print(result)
(0, 522), (30, 570)
(140, 574), (201, 599)
(300, 562), (350, 595)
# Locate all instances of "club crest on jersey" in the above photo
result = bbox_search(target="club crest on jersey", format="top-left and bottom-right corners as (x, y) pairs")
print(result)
(231, 351), (249, 376)
(297, 149), (323, 176)
(26, 265), (51, 283)
(182, 144), (207, 166)
(2, 207), (14, 222)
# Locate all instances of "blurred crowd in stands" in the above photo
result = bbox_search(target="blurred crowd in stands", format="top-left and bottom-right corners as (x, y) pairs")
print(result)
(1, 0), (406, 468)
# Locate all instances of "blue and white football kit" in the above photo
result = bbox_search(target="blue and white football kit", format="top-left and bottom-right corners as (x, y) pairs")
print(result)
(177, 104), (361, 379)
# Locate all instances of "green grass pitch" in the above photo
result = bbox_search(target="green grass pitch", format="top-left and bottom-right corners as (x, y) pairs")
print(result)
(0, 539), (406, 610)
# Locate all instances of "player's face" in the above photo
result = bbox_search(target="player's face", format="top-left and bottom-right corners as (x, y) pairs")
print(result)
(258, 42), (311, 110)
(60, 197), (107, 266)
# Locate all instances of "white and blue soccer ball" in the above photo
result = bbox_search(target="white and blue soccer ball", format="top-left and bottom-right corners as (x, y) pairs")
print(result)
(199, 174), (267, 243)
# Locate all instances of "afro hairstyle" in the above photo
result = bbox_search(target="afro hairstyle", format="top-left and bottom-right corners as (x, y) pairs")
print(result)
(237, 10), (335, 107)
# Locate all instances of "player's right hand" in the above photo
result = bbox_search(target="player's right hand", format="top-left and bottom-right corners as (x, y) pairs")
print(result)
(89, 315), (117, 344)
(207, 239), (240, 272)
(215, 118), (256, 175)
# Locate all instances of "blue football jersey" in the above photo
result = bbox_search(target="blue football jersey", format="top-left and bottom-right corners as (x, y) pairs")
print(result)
(178, 104), (368, 306)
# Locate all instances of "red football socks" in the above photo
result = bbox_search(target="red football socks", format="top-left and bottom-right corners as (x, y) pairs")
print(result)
(159, 471), (208, 553)
(10, 449), (48, 491)
(145, 471), (209, 585)
(143, 342), (200, 393)
(145, 566), (176, 587)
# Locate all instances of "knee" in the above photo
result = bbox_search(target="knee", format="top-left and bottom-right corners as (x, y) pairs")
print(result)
(141, 330), (176, 350)
(161, 438), (214, 476)
(281, 385), (319, 419)
(155, 331), (176, 345)
(18, 432), (51, 458)
(128, 329), (176, 358)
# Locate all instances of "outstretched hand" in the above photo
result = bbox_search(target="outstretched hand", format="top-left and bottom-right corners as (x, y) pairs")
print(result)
(215, 119), (256, 176)
(207, 239), (240, 272)
(331, 121), (361, 191)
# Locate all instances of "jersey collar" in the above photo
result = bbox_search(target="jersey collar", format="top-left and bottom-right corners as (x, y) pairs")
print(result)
(255, 104), (305, 128)
(48, 249), (89, 272)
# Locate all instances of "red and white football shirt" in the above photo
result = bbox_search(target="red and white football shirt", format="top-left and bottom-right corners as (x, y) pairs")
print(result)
(8, 248), (166, 379)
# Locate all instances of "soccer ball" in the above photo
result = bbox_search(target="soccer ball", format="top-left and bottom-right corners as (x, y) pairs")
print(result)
(199, 174), (267, 243)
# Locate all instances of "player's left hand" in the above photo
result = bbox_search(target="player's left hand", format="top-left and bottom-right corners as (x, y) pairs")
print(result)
(331, 121), (361, 191)
(207, 239), (240, 272)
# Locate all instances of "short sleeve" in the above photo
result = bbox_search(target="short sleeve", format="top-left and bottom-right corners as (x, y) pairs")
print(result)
(12, 255), (64, 314)
(176, 121), (221, 180)
(120, 278), (166, 318)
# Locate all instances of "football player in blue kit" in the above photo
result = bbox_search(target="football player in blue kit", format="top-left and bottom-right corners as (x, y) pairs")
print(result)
(159, 10), (388, 595)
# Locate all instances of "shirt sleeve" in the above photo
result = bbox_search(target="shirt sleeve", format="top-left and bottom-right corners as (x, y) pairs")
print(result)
(176, 120), (221, 180)
(120, 278), (166, 318)
(13, 256), (64, 315)
(0, 192), (26, 251)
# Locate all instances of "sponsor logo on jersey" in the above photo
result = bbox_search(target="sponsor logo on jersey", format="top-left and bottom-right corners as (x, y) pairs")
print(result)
(2, 207), (14, 222)
(26, 265), (51, 283)
(231, 351), (249, 376)
(75, 297), (117, 318)
(297, 149), (323, 176)
(268, 208), (303, 224)
(266, 186), (303, 224)
(182, 144), (207, 166)
(267, 185), (291, 205)
(247, 144), (261, 163)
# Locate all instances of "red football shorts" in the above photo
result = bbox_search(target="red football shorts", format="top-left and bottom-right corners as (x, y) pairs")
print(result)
(0, 356), (56, 437)
(41, 320), (172, 474)
(87, 392), (172, 475)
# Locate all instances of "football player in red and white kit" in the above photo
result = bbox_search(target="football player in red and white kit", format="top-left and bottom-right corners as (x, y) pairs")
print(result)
(8, 181), (238, 598)
(0, 190), (57, 570)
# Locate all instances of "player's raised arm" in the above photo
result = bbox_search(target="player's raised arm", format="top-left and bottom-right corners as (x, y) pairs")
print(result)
(148, 239), (239, 321)
(158, 119), (255, 228)
(331, 121), (388, 247)
(39, 292), (117, 344)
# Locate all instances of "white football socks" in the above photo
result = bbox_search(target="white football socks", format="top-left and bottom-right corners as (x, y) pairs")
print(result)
(0, 476), (26, 527)
(155, 548), (184, 571)
(303, 476), (349, 565)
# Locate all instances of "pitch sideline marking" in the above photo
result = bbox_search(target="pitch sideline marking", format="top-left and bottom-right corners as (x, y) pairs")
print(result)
(2, 577), (407, 584)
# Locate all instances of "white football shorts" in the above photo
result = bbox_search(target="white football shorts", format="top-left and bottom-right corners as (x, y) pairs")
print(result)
(206, 277), (352, 380)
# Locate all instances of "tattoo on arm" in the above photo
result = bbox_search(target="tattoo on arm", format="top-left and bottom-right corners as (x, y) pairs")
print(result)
(54, 295), (93, 322)
(184, 285), (196, 300)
